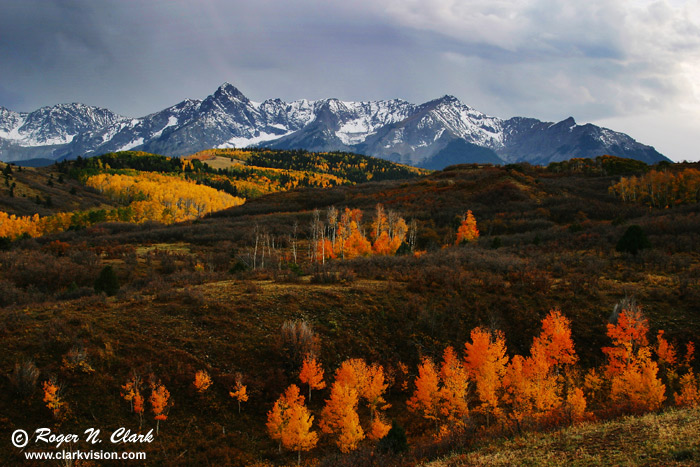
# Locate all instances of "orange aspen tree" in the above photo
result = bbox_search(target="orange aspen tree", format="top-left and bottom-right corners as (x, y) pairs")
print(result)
(362, 364), (391, 440)
(603, 306), (650, 378)
(150, 382), (171, 434)
(438, 346), (470, 426)
(684, 342), (696, 367)
(455, 210), (479, 244)
(564, 387), (588, 424)
(604, 306), (665, 413)
(281, 402), (318, 466)
(531, 309), (578, 368)
(407, 357), (442, 430)
(299, 355), (326, 402)
(464, 327), (509, 422)
(267, 385), (305, 453)
(42, 378), (64, 418)
(674, 371), (700, 407)
(121, 377), (138, 412)
(334, 358), (368, 392)
(363, 363), (390, 421)
(656, 331), (677, 367)
(331, 358), (390, 440)
(502, 311), (579, 428)
(229, 375), (248, 413)
(320, 381), (365, 452)
(133, 390), (145, 430)
(121, 374), (145, 428)
(609, 347), (666, 413)
(335, 208), (372, 259)
(194, 370), (212, 394)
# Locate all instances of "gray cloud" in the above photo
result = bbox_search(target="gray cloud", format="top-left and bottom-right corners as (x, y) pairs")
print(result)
(1, 0), (698, 160)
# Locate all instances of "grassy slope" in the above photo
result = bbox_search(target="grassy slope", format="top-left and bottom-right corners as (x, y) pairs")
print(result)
(0, 162), (117, 217)
(426, 408), (700, 467)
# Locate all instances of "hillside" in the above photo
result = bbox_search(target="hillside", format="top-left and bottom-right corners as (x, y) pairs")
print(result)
(0, 149), (426, 238)
(1, 156), (699, 465)
(425, 408), (700, 466)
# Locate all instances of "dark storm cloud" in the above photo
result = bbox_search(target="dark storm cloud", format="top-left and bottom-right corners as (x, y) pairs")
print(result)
(1, 0), (698, 160)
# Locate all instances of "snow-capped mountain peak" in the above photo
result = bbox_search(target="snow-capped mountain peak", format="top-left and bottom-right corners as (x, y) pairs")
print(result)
(0, 84), (668, 168)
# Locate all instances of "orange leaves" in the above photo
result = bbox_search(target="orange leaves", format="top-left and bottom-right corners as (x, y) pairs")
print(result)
(150, 382), (171, 434)
(455, 210), (479, 245)
(655, 330), (677, 367)
(122, 374), (144, 428)
(281, 402), (318, 464)
(320, 358), (389, 451)
(320, 381), (365, 452)
(438, 347), (469, 425)
(407, 357), (442, 425)
(610, 168), (700, 207)
(368, 416), (391, 441)
(609, 348), (666, 413)
(194, 370), (212, 394)
(674, 371), (700, 408)
(603, 306), (665, 414)
(564, 387), (588, 424)
(317, 204), (409, 261)
(502, 310), (579, 426)
(531, 309), (577, 367)
(42, 378), (64, 418)
(229, 376), (248, 413)
(299, 355), (326, 402)
(267, 384), (318, 462)
(464, 327), (508, 417)
(603, 307), (650, 378)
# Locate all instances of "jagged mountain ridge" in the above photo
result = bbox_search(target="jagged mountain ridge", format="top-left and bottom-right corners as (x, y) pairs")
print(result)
(0, 83), (668, 167)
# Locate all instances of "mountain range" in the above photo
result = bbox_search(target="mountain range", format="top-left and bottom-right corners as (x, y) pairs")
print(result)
(0, 83), (668, 168)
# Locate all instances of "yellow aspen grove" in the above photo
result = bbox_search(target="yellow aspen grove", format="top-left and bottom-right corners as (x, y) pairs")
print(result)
(194, 370), (212, 394)
(86, 172), (244, 223)
(280, 402), (318, 466)
(150, 382), (171, 434)
(455, 210), (479, 244)
(299, 354), (326, 402)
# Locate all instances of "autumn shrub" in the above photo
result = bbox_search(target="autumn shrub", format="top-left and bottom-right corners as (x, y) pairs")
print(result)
(616, 225), (651, 255)
(0, 279), (27, 307)
(94, 265), (120, 296)
(58, 282), (95, 301)
(278, 320), (319, 370)
(9, 360), (40, 397)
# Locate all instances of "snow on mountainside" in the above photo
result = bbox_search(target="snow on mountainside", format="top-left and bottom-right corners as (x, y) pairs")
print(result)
(0, 83), (669, 168)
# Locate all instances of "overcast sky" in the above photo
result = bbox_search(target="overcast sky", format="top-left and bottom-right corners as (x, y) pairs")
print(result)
(1, 0), (699, 161)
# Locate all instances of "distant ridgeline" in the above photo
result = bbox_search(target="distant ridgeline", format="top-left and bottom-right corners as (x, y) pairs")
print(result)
(0, 149), (427, 239)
